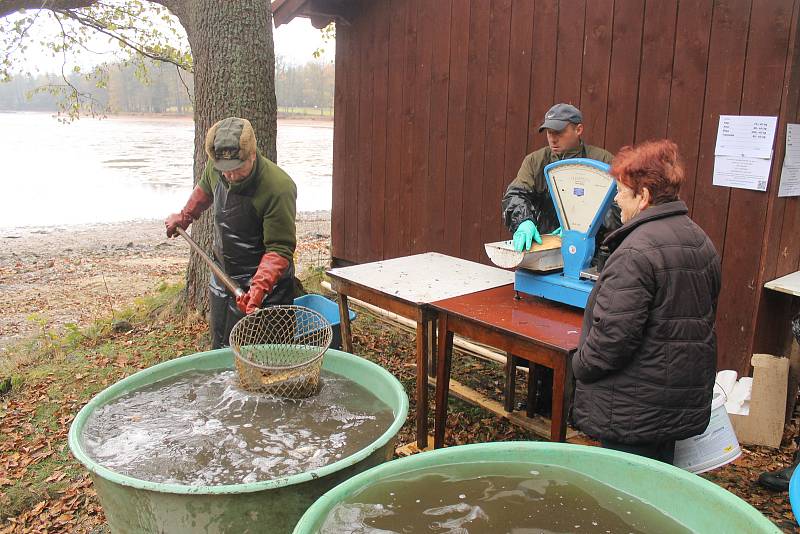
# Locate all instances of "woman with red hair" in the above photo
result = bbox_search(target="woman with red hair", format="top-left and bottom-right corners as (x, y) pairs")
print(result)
(571, 139), (722, 464)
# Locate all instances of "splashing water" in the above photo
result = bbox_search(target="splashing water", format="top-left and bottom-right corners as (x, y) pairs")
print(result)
(81, 369), (393, 486)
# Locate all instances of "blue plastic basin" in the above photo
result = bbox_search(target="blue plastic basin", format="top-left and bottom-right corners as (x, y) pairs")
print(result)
(294, 294), (356, 350)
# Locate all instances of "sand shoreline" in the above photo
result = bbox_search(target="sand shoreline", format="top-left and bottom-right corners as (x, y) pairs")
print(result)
(0, 212), (331, 350)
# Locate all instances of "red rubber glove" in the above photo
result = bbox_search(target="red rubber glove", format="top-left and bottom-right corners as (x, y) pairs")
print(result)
(236, 252), (290, 314)
(165, 186), (213, 237)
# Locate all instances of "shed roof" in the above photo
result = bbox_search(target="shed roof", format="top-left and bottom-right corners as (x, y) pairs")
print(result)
(271, 0), (355, 28)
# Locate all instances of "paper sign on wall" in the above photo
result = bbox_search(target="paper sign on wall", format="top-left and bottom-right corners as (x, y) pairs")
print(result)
(713, 115), (777, 192)
(778, 124), (800, 197)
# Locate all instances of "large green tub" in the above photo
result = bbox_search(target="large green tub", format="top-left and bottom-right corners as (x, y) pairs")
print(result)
(68, 348), (408, 534)
(294, 441), (780, 533)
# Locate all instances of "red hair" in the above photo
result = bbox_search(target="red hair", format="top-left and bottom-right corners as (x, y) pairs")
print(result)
(611, 139), (685, 205)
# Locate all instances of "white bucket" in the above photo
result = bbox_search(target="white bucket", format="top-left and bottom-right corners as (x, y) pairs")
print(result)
(673, 391), (742, 474)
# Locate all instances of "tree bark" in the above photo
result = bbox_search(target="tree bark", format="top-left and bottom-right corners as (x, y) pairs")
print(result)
(1, 0), (278, 317)
(175, 0), (278, 315)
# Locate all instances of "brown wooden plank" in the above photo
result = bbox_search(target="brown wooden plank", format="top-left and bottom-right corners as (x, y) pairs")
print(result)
(331, 22), (349, 261)
(383, 0), (408, 260)
(369, 0), (391, 263)
(502, 0), (535, 229)
(355, 5), (376, 263)
(459, 0), (491, 263)
(426, 0), (453, 256)
(772, 1), (800, 279)
(527, 0), (558, 152)
(603, 0), (645, 153)
(777, 197), (800, 275)
(554, 0), (585, 107)
(429, 376), (579, 440)
(410, 0), (434, 255)
(742, 0), (798, 363)
(343, 19), (362, 263)
(579, 0), (614, 148)
(689, 0), (750, 257)
(443, 1), (471, 258)
(398, 0), (420, 257)
(480, 0), (513, 257)
(634, 0), (678, 142)
(666, 0), (713, 214)
(718, 0), (791, 374)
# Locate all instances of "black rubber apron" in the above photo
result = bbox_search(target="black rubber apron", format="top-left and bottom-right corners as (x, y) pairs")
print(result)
(209, 175), (295, 349)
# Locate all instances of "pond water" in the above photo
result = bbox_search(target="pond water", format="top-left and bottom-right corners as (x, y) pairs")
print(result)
(0, 111), (332, 229)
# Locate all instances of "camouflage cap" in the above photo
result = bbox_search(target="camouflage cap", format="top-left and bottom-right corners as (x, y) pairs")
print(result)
(204, 117), (257, 172)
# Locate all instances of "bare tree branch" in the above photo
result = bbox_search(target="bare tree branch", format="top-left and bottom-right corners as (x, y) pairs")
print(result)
(55, 8), (192, 71)
(0, 0), (97, 19)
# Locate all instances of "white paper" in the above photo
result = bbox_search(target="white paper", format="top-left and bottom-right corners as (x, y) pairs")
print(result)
(778, 165), (800, 197)
(715, 115), (777, 159)
(785, 123), (800, 163)
(713, 155), (772, 191)
(778, 124), (800, 197)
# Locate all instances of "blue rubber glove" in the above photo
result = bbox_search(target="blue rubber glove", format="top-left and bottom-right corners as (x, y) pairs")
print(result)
(512, 220), (542, 252)
(549, 227), (563, 238)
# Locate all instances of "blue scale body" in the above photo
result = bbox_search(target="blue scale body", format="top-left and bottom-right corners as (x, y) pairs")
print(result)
(513, 158), (617, 308)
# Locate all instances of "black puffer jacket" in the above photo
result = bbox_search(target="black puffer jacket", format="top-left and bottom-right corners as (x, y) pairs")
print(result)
(571, 200), (722, 444)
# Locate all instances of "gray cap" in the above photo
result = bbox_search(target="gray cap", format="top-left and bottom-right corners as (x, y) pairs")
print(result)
(538, 103), (583, 132)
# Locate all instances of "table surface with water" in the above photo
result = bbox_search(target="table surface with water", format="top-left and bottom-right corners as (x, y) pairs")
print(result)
(320, 462), (693, 534)
(81, 369), (394, 486)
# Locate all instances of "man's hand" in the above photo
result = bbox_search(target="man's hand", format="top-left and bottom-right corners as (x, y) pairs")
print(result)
(512, 220), (542, 252)
(165, 212), (192, 237)
(165, 187), (212, 238)
(549, 227), (563, 238)
(237, 253), (290, 314)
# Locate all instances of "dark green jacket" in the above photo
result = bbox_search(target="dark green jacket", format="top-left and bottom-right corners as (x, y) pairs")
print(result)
(501, 143), (615, 234)
(198, 152), (297, 261)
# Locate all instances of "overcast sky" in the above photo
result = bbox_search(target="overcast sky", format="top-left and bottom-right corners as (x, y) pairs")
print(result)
(11, 12), (332, 76)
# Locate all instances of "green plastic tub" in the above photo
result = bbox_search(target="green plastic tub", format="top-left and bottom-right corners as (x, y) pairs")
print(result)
(68, 348), (408, 534)
(294, 441), (780, 533)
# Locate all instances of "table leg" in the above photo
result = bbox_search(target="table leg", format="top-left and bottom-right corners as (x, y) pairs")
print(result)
(550, 359), (569, 442)
(434, 312), (453, 449)
(427, 319), (437, 379)
(415, 308), (430, 449)
(338, 294), (353, 354)
(526, 361), (536, 418)
(504, 353), (516, 413)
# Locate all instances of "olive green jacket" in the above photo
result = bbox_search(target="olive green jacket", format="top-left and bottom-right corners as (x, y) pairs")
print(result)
(198, 152), (297, 262)
(501, 142), (615, 234)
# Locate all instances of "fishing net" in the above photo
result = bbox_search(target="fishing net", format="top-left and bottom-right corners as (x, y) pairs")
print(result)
(230, 305), (332, 398)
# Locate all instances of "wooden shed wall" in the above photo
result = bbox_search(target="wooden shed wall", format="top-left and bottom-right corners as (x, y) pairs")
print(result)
(330, 0), (800, 375)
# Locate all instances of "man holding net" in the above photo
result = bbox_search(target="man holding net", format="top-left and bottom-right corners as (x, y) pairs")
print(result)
(165, 117), (297, 348)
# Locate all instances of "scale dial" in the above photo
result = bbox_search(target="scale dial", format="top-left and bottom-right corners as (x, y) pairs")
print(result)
(547, 162), (615, 233)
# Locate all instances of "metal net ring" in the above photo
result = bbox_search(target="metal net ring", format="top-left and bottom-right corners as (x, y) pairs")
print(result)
(229, 305), (333, 398)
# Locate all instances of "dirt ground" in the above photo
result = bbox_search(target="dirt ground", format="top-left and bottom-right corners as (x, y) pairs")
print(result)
(0, 211), (331, 352)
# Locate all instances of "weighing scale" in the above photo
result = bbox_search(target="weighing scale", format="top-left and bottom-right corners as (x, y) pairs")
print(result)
(485, 158), (617, 308)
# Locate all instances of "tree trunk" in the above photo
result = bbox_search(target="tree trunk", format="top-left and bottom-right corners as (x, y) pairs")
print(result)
(174, 0), (278, 315)
(0, 0), (277, 316)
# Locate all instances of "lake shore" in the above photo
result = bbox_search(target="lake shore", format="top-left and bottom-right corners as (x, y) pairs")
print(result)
(0, 211), (331, 350)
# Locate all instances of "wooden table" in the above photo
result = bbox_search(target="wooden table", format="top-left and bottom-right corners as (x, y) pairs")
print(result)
(327, 253), (514, 448)
(430, 284), (584, 447)
(765, 270), (800, 297)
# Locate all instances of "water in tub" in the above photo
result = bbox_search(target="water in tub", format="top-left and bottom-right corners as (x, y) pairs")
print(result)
(81, 369), (394, 485)
(320, 462), (693, 533)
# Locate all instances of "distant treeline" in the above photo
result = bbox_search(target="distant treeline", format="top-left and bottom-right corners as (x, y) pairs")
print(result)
(0, 57), (334, 115)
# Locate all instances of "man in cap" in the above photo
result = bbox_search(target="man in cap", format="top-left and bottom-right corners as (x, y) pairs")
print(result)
(502, 103), (620, 252)
(165, 117), (297, 348)
(501, 103), (620, 417)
